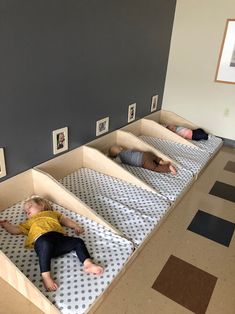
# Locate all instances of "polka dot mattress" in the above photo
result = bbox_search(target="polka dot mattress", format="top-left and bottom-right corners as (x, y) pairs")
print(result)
(190, 135), (222, 154)
(139, 135), (210, 175)
(120, 163), (193, 202)
(0, 202), (134, 314)
(60, 168), (171, 246)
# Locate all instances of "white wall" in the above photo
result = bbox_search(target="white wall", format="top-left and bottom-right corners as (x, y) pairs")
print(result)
(163, 0), (235, 140)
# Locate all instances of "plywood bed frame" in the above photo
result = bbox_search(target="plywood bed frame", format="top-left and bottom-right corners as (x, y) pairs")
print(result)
(0, 110), (222, 313)
(0, 168), (122, 313)
(35, 144), (156, 194)
(87, 129), (182, 192)
(145, 109), (199, 129)
(121, 118), (197, 148)
(145, 109), (223, 156)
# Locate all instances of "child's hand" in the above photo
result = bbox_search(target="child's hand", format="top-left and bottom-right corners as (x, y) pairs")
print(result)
(74, 225), (84, 235)
(0, 220), (8, 228)
(0, 220), (21, 235)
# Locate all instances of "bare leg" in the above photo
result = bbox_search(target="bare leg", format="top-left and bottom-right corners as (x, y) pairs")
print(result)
(83, 258), (104, 275)
(41, 271), (58, 291)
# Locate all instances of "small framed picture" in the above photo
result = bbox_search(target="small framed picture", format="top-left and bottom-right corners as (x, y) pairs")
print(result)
(127, 103), (136, 123)
(96, 117), (109, 136)
(52, 127), (68, 155)
(215, 19), (235, 84)
(0, 148), (6, 178)
(151, 95), (158, 112)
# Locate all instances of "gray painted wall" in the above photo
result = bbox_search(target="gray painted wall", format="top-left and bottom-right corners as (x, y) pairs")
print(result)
(0, 0), (176, 181)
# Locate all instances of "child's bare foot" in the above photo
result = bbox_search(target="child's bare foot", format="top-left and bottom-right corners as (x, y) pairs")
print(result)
(83, 259), (104, 275)
(41, 272), (58, 291)
(159, 160), (169, 166)
(169, 165), (177, 175)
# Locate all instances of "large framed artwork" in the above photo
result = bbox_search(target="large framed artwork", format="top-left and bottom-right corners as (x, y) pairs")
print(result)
(215, 19), (235, 84)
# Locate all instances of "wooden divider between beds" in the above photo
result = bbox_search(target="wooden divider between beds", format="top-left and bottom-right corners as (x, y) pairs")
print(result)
(35, 142), (158, 194)
(88, 129), (179, 163)
(145, 109), (199, 129)
(121, 118), (197, 148)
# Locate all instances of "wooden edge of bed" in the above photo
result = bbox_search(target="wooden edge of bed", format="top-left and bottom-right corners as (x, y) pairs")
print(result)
(159, 110), (199, 129)
(0, 170), (34, 211)
(83, 146), (158, 194)
(0, 251), (60, 314)
(122, 118), (198, 148)
(88, 128), (181, 166)
(32, 168), (122, 235)
(35, 146), (84, 180)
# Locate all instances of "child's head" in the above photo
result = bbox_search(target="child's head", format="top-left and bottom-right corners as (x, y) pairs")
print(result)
(23, 195), (52, 218)
(166, 125), (176, 132)
(109, 145), (124, 157)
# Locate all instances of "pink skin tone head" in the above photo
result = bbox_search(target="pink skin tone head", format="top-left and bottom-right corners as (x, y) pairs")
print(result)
(24, 200), (44, 218)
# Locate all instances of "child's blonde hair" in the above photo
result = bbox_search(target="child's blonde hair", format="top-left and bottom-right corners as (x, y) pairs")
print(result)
(24, 195), (53, 211)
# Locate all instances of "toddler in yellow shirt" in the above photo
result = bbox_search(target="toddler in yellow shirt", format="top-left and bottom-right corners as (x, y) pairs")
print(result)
(0, 196), (103, 291)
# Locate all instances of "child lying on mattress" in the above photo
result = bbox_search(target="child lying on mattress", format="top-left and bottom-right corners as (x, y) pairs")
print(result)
(109, 145), (177, 175)
(0, 195), (103, 292)
(166, 125), (208, 141)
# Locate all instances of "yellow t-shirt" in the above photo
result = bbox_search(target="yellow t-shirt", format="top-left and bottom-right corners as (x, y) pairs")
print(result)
(18, 210), (65, 248)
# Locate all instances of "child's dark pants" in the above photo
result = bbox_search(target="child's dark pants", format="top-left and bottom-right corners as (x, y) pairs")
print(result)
(192, 128), (208, 140)
(34, 231), (91, 273)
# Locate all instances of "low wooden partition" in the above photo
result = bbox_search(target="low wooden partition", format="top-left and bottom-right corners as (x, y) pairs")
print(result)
(145, 109), (200, 130)
(35, 144), (157, 194)
(121, 118), (197, 148)
(87, 129), (184, 192)
(87, 129), (180, 165)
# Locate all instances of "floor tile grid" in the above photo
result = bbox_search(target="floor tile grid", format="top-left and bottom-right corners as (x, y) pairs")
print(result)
(151, 149), (235, 314)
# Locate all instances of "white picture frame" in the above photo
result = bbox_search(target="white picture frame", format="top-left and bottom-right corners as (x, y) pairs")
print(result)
(127, 103), (136, 123)
(151, 95), (158, 112)
(215, 19), (235, 84)
(52, 127), (68, 155)
(0, 148), (6, 178)
(96, 117), (109, 136)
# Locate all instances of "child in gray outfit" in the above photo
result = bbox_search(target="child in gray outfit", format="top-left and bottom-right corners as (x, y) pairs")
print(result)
(109, 145), (176, 175)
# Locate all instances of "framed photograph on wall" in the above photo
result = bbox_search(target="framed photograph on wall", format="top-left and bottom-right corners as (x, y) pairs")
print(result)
(151, 95), (158, 112)
(96, 117), (109, 136)
(52, 127), (68, 155)
(215, 19), (235, 84)
(0, 148), (6, 178)
(127, 103), (136, 123)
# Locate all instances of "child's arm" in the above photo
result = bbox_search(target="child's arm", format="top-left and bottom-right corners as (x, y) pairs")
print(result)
(60, 215), (84, 235)
(0, 220), (22, 235)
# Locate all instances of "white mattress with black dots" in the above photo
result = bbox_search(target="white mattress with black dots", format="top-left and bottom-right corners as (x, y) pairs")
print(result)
(60, 168), (171, 246)
(0, 201), (134, 314)
(139, 135), (210, 175)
